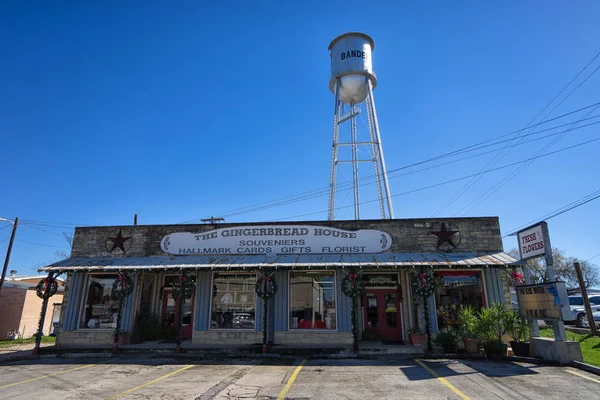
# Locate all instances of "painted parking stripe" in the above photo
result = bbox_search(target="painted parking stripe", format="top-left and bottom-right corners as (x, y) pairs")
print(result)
(0, 359), (112, 389)
(276, 358), (307, 400)
(415, 359), (471, 400)
(567, 369), (600, 384)
(108, 364), (194, 400)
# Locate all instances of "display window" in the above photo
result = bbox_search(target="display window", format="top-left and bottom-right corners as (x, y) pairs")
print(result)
(80, 274), (120, 329)
(433, 270), (485, 328)
(290, 271), (336, 330)
(210, 273), (256, 330)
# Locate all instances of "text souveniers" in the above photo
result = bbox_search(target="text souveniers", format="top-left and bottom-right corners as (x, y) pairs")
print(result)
(160, 225), (392, 255)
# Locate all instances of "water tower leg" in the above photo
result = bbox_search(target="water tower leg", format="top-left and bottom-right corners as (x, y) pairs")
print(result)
(365, 94), (386, 219)
(366, 78), (395, 219)
(328, 80), (341, 221)
(350, 103), (361, 220)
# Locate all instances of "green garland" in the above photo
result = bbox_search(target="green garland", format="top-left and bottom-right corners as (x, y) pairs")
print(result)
(255, 274), (278, 300)
(172, 273), (195, 300)
(35, 277), (58, 299)
(112, 273), (134, 300)
(341, 272), (365, 298)
(412, 271), (436, 352)
(341, 271), (364, 354)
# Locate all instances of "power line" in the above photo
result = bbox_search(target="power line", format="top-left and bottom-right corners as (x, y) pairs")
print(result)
(456, 104), (600, 215)
(180, 105), (600, 223)
(433, 52), (600, 216)
(16, 239), (69, 248)
(503, 189), (600, 237)
(274, 136), (600, 221)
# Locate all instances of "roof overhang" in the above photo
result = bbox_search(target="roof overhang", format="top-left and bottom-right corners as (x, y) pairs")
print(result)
(39, 251), (519, 272)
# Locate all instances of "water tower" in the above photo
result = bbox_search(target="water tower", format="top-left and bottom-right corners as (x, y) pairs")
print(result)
(327, 32), (394, 220)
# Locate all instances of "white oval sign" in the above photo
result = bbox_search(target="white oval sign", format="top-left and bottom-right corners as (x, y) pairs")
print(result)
(161, 225), (392, 255)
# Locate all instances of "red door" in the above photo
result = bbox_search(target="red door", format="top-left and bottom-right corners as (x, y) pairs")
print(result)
(161, 289), (195, 338)
(363, 289), (402, 340)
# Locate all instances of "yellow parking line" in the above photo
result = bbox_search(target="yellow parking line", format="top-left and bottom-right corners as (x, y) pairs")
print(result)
(415, 359), (471, 400)
(0, 359), (112, 389)
(567, 369), (600, 384)
(276, 359), (307, 400)
(108, 364), (194, 400)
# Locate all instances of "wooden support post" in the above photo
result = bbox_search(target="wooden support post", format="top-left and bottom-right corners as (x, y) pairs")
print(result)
(574, 262), (598, 335)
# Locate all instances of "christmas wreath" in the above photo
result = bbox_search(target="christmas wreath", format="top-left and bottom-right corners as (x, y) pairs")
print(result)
(36, 276), (58, 299)
(112, 273), (134, 300)
(411, 271), (436, 298)
(172, 273), (195, 299)
(341, 271), (365, 298)
(255, 274), (278, 299)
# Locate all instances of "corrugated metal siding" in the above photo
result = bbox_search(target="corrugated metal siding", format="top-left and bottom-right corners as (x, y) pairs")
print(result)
(120, 274), (138, 331)
(194, 271), (212, 331)
(273, 270), (289, 331)
(62, 272), (84, 331)
(484, 268), (503, 305)
(41, 251), (519, 271)
(336, 270), (352, 333)
(255, 295), (264, 333)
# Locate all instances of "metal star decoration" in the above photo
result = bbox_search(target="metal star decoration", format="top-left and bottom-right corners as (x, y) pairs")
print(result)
(431, 222), (460, 251)
(106, 229), (132, 253)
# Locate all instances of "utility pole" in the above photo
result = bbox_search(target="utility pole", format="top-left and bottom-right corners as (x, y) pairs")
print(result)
(574, 262), (597, 335)
(201, 216), (225, 224)
(0, 217), (19, 298)
(134, 214), (138, 225)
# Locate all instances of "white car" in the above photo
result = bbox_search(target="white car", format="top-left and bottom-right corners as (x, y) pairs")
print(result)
(569, 295), (600, 327)
(581, 311), (600, 329)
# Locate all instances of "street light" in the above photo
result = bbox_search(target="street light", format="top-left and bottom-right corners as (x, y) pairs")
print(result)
(0, 217), (19, 298)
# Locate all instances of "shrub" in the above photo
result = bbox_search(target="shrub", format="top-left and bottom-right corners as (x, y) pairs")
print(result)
(435, 326), (459, 353)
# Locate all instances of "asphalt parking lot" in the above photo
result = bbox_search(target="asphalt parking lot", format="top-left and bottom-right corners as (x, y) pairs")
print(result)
(1, 356), (599, 399)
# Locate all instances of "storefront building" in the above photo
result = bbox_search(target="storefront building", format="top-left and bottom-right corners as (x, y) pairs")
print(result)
(41, 218), (517, 347)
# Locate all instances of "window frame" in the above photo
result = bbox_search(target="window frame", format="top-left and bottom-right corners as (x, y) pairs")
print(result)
(78, 272), (121, 330)
(287, 269), (338, 331)
(208, 271), (257, 331)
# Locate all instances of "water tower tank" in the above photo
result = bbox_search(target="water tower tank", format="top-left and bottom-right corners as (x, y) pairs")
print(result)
(328, 32), (377, 105)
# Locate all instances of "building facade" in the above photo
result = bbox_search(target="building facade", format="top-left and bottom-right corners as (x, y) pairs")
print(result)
(41, 218), (516, 347)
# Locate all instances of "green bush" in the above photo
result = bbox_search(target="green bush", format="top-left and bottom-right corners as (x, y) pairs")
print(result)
(435, 326), (459, 353)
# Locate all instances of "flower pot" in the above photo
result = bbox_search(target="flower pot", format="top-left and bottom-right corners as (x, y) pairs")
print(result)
(483, 341), (508, 358)
(409, 333), (427, 346)
(509, 341), (530, 357)
(463, 338), (482, 354)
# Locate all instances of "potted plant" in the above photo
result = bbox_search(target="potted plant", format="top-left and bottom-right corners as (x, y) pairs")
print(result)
(505, 310), (530, 357)
(408, 327), (427, 346)
(434, 326), (459, 353)
(458, 305), (482, 354)
(478, 303), (510, 358)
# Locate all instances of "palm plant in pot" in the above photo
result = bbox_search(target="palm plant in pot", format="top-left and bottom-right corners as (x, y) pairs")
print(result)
(478, 303), (510, 358)
(505, 310), (530, 357)
(458, 305), (482, 354)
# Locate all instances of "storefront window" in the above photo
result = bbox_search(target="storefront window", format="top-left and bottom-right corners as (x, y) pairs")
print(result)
(290, 271), (336, 330)
(210, 274), (256, 329)
(434, 271), (485, 329)
(80, 274), (120, 329)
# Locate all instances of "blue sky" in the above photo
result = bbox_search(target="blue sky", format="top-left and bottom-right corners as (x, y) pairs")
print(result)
(1, 1), (599, 274)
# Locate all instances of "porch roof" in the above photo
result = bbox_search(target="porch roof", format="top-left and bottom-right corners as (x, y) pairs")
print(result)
(39, 251), (518, 272)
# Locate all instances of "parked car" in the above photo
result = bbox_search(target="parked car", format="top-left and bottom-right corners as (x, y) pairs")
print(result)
(581, 311), (600, 329)
(232, 313), (255, 329)
(568, 295), (600, 327)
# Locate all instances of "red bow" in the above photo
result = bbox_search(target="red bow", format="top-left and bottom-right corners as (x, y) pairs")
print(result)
(349, 273), (357, 282)
(263, 275), (270, 283)
(419, 273), (427, 288)
(119, 274), (127, 290)
(512, 272), (524, 285)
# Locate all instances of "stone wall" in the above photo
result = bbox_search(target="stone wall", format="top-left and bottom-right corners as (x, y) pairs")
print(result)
(57, 330), (114, 346)
(69, 217), (503, 258)
(192, 330), (261, 345)
(274, 331), (353, 345)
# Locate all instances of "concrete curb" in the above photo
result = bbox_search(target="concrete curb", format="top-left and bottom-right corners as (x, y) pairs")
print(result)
(571, 361), (600, 377)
